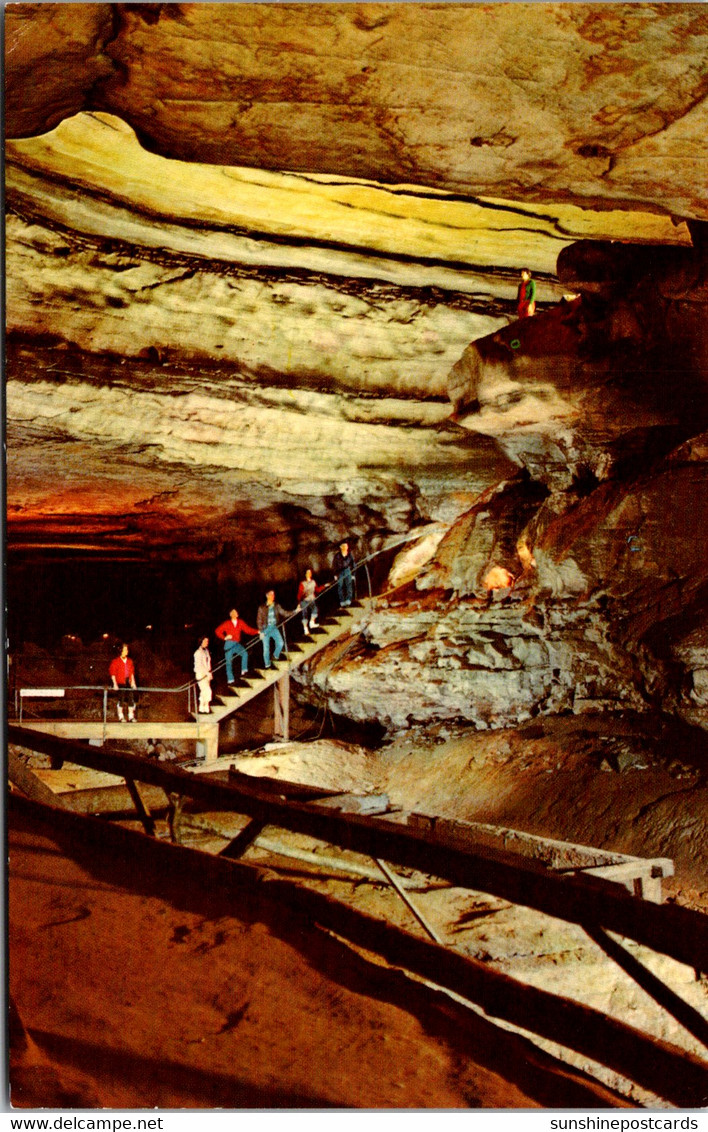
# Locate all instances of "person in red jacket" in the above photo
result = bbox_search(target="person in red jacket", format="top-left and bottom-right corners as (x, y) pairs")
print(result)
(108, 643), (137, 722)
(516, 268), (536, 318)
(215, 608), (259, 685)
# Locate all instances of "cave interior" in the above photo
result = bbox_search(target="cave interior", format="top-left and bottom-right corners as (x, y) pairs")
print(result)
(5, 1), (708, 1112)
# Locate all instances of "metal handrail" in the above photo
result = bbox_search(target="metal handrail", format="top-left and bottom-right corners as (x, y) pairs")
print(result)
(19, 684), (198, 693)
(16, 683), (194, 726)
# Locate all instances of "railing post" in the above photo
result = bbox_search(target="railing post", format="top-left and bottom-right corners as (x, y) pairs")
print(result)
(273, 673), (290, 741)
(102, 688), (107, 743)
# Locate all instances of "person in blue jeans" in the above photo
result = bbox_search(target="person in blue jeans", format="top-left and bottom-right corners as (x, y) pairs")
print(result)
(333, 540), (356, 607)
(256, 589), (300, 668)
(214, 608), (259, 685)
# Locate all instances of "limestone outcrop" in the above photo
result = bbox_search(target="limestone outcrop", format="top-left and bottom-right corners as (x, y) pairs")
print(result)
(297, 444), (708, 735)
(7, 111), (683, 567)
(297, 240), (708, 736)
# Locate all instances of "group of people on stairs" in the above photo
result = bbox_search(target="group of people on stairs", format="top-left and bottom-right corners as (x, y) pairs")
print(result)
(108, 270), (539, 725)
(107, 541), (358, 720)
(192, 541), (357, 716)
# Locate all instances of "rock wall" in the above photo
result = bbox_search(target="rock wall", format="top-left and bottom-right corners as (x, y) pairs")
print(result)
(298, 241), (708, 736)
(5, 14), (708, 741)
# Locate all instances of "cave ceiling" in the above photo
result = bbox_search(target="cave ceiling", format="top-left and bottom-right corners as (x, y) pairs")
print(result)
(6, 2), (708, 219)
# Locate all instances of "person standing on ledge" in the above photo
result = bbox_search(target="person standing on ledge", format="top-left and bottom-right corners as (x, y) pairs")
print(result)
(257, 589), (300, 669)
(193, 636), (213, 714)
(109, 642), (137, 722)
(333, 540), (356, 607)
(215, 607), (259, 687)
(516, 268), (536, 319)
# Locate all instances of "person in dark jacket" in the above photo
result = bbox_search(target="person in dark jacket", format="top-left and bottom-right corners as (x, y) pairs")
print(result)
(332, 540), (356, 607)
(256, 590), (300, 668)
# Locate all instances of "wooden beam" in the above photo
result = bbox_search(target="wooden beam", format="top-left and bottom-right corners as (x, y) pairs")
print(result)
(585, 925), (708, 1051)
(273, 673), (290, 741)
(7, 726), (708, 973)
(124, 779), (156, 837)
(7, 748), (68, 809)
(166, 793), (186, 844)
(219, 817), (268, 860)
(374, 857), (443, 944)
(196, 723), (219, 764)
(409, 813), (673, 876)
(13, 721), (204, 741)
(227, 767), (348, 803)
(9, 792), (708, 1109)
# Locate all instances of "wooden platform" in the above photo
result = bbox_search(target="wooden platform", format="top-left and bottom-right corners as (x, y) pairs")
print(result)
(11, 721), (211, 741)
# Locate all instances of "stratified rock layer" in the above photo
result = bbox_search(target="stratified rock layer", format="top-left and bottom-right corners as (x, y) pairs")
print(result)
(6, 3), (708, 220)
(5, 44), (708, 740)
(8, 112), (685, 567)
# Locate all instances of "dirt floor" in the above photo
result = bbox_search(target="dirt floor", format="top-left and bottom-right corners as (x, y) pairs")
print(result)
(8, 796), (631, 1111)
(8, 708), (708, 1110)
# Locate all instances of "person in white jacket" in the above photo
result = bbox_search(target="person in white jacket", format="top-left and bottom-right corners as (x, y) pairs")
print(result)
(193, 636), (213, 714)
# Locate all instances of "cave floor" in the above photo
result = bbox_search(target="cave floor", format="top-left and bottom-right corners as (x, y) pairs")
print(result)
(8, 801), (631, 1111)
(8, 709), (708, 1110)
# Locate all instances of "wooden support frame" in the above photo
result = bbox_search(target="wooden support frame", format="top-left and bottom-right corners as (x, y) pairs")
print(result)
(374, 857), (443, 944)
(10, 791), (708, 1109)
(219, 817), (268, 859)
(7, 748), (68, 810)
(585, 925), (708, 1051)
(124, 778), (156, 837)
(166, 792), (186, 844)
(408, 813), (674, 903)
(196, 722), (219, 764)
(7, 726), (708, 974)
